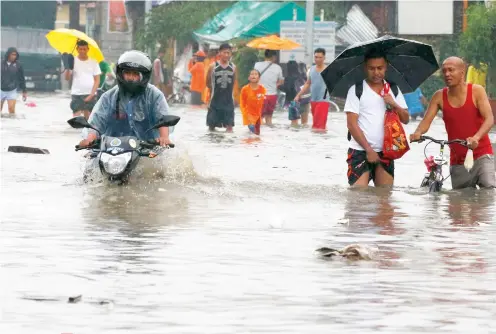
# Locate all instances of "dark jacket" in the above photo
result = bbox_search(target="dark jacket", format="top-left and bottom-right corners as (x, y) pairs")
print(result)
(1, 47), (26, 92)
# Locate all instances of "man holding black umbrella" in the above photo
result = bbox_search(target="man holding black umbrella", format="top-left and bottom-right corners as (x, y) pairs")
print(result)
(321, 35), (440, 187)
(344, 50), (409, 187)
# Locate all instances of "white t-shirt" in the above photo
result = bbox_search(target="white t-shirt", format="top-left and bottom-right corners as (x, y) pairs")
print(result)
(344, 80), (408, 152)
(71, 57), (101, 95)
(254, 61), (283, 95)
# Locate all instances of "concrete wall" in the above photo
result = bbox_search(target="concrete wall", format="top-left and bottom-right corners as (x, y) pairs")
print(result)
(55, 3), (87, 29)
(96, 0), (133, 64)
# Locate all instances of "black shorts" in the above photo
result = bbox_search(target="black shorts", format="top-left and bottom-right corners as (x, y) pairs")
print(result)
(346, 148), (394, 185)
(206, 105), (234, 128)
(70, 94), (96, 113)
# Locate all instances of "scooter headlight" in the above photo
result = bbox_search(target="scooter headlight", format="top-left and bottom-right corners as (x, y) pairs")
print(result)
(100, 152), (132, 175)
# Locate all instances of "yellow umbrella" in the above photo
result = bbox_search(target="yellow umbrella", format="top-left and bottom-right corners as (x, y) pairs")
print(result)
(45, 28), (104, 62)
(247, 35), (301, 51)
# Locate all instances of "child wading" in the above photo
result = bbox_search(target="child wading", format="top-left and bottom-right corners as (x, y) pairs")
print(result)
(240, 69), (266, 135)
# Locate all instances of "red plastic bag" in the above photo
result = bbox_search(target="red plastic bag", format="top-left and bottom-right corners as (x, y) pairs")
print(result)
(381, 83), (410, 160)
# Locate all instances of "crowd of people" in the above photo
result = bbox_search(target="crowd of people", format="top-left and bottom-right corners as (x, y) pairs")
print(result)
(1, 39), (494, 191)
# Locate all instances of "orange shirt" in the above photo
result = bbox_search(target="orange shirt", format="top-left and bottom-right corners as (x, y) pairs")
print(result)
(240, 84), (266, 125)
(188, 60), (206, 93)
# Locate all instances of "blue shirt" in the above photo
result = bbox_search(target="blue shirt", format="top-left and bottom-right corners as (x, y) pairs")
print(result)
(309, 65), (328, 102)
(87, 84), (173, 141)
(403, 88), (424, 115)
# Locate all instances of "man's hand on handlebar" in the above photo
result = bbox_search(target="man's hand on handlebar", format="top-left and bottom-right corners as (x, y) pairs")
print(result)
(156, 136), (173, 147)
(79, 133), (98, 148)
(78, 138), (96, 148)
(409, 131), (423, 143)
(466, 137), (479, 150)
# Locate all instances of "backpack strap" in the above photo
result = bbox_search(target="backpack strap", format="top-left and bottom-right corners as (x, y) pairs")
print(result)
(388, 81), (399, 97)
(348, 81), (364, 141)
(355, 80), (363, 99)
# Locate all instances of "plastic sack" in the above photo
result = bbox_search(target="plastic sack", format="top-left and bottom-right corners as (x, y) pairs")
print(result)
(381, 83), (410, 160)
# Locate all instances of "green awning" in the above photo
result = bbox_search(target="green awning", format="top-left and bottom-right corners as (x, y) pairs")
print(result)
(194, 1), (308, 44)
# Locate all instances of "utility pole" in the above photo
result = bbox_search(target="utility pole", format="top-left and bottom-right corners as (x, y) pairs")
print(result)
(305, 0), (314, 67)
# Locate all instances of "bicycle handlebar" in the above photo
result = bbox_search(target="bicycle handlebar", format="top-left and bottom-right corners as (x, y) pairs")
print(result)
(412, 136), (468, 147)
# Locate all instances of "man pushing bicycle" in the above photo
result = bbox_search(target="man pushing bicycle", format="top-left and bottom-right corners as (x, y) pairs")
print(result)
(410, 57), (495, 189)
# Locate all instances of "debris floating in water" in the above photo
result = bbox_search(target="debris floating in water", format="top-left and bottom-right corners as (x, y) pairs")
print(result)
(68, 295), (82, 303)
(8, 146), (50, 154)
(315, 244), (377, 261)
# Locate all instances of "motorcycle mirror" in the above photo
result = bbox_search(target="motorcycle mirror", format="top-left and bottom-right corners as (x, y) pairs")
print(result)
(67, 116), (100, 134)
(145, 115), (181, 133)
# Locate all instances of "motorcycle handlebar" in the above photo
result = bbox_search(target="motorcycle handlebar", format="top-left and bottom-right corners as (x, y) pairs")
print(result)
(76, 140), (175, 151)
(141, 140), (175, 149)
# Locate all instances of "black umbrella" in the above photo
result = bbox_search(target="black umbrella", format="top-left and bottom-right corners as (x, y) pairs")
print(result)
(321, 35), (439, 98)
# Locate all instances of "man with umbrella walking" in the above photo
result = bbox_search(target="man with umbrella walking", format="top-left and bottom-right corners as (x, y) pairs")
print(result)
(64, 40), (101, 120)
(321, 35), (440, 187)
(344, 50), (409, 187)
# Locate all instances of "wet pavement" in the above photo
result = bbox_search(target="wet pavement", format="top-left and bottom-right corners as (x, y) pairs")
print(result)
(1, 93), (495, 333)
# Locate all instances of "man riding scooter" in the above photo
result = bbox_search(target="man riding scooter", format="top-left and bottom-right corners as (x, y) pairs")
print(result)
(79, 50), (174, 148)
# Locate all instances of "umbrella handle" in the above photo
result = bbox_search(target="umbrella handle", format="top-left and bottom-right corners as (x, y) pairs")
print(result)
(72, 39), (79, 54)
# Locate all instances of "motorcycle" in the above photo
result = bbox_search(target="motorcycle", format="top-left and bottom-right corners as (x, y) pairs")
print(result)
(67, 115), (180, 185)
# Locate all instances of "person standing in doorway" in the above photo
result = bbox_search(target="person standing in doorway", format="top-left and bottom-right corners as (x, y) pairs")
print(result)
(64, 40), (101, 119)
(205, 43), (236, 132)
(254, 50), (284, 126)
(294, 48), (329, 132)
(1, 47), (27, 115)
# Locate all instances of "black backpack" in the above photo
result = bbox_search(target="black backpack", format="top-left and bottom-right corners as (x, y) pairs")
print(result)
(346, 80), (399, 141)
(61, 53), (74, 70)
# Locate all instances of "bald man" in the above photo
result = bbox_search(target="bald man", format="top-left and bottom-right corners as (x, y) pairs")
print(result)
(410, 57), (495, 189)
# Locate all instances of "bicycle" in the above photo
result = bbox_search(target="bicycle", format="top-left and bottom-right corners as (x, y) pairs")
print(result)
(167, 76), (189, 105)
(411, 135), (468, 192)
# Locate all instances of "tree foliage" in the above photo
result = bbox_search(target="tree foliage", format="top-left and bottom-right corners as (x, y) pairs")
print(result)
(459, 4), (496, 96)
(231, 42), (261, 87)
(135, 1), (232, 52)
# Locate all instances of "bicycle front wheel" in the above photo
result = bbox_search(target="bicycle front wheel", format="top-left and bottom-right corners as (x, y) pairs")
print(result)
(429, 181), (442, 193)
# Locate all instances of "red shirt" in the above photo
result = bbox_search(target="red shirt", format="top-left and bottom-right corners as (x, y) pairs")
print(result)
(442, 84), (493, 165)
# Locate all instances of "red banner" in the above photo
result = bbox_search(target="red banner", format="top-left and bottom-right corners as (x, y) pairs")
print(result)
(107, 0), (129, 33)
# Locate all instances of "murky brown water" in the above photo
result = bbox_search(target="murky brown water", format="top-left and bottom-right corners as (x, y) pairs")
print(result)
(1, 93), (495, 333)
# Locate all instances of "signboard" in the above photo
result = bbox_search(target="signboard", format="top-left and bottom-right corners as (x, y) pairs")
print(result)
(280, 21), (337, 63)
(108, 0), (130, 33)
(398, 1), (453, 35)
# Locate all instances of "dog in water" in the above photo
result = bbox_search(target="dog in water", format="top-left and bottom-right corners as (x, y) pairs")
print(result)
(315, 244), (377, 261)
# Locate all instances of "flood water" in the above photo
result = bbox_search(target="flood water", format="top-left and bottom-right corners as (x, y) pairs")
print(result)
(1, 93), (495, 333)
